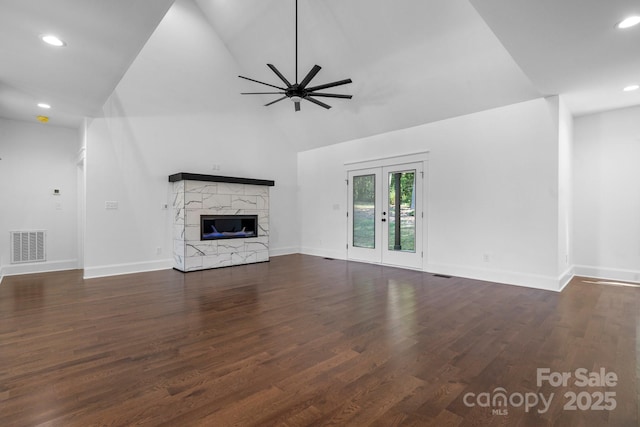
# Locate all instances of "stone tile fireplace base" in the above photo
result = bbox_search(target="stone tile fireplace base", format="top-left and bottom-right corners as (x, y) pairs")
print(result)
(169, 173), (274, 272)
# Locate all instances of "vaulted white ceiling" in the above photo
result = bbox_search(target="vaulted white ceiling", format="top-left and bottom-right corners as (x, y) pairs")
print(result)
(1, 0), (639, 149)
(470, 0), (640, 116)
(0, 0), (174, 128)
(196, 0), (540, 149)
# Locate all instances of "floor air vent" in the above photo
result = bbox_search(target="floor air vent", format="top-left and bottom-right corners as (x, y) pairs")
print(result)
(11, 231), (46, 264)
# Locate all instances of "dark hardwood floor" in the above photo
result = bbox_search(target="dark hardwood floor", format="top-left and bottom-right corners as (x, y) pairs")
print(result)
(0, 254), (638, 426)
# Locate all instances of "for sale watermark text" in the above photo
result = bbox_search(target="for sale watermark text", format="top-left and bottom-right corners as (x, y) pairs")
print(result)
(463, 367), (618, 415)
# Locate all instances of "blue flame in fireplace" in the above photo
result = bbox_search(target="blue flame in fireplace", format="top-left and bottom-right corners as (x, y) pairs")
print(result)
(203, 225), (255, 239)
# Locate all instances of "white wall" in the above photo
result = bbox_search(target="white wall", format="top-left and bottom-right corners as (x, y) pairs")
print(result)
(557, 97), (574, 288)
(84, 0), (299, 278)
(0, 118), (79, 280)
(299, 97), (565, 290)
(573, 106), (640, 283)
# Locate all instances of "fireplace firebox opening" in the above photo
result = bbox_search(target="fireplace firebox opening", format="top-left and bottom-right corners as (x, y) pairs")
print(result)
(201, 215), (258, 240)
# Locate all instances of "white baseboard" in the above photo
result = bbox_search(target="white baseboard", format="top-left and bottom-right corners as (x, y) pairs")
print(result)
(426, 262), (563, 292)
(573, 264), (640, 284)
(269, 246), (300, 257)
(300, 251), (569, 291)
(300, 246), (347, 260)
(558, 266), (575, 291)
(83, 259), (173, 279)
(1, 259), (78, 279)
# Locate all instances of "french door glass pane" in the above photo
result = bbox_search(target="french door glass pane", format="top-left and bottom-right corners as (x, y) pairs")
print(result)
(388, 170), (416, 252)
(353, 174), (376, 248)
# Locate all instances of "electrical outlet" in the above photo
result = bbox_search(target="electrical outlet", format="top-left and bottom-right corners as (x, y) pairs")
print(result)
(483, 253), (490, 263)
(156, 247), (162, 255)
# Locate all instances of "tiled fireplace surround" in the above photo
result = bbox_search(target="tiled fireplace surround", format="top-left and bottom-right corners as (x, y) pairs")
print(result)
(170, 173), (274, 272)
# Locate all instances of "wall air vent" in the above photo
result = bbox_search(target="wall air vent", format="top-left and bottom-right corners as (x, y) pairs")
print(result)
(10, 231), (46, 264)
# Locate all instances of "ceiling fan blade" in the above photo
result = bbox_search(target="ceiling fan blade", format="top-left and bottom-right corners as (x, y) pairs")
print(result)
(306, 78), (352, 92)
(241, 92), (286, 95)
(305, 96), (331, 109)
(298, 65), (322, 89)
(238, 75), (286, 91)
(267, 64), (293, 88)
(295, 101), (301, 112)
(265, 96), (288, 106)
(305, 93), (352, 99)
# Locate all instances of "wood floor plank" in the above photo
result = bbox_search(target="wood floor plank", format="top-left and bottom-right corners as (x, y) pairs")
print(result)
(0, 255), (638, 426)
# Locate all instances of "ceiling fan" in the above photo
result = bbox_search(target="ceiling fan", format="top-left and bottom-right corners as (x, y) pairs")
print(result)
(238, 0), (353, 112)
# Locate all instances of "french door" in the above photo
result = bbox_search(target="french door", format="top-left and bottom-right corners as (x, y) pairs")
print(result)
(347, 162), (423, 270)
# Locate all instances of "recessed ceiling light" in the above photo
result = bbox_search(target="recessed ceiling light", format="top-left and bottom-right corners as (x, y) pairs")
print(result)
(37, 103), (51, 109)
(623, 84), (640, 92)
(41, 34), (66, 47)
(616, 16), (640, 29)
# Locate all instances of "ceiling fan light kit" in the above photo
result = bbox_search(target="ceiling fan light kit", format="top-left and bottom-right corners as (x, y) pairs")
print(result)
(238, 0), (352, 111)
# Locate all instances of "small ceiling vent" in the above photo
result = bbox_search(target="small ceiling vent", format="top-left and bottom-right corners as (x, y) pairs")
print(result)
(10, 231), (46, 264)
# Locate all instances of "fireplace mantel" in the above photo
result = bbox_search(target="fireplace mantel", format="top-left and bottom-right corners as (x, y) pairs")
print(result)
(170, 173), (273, 272)
(169, 173), (274, 187)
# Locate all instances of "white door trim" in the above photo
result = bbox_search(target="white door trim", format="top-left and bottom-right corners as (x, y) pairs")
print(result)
(344, 151), (429, 170)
